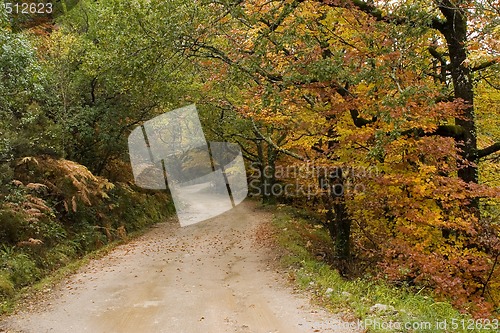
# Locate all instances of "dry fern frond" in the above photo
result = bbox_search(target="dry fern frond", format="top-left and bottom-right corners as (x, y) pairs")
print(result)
(17, 156), (39, 166)
(24, 195), (51, 213)
(116, 226), (127, 240)
(15, 156), (115, 211)
(24, 208), (43, 217)
(17, 238), (44, 247)
(2, 193), (52, 222)
(80, 191), (91, 206)
(4, 202), (19, 210)
(26, 183), (49, 191)
(100, 182), (115, 191)
(11, 180), (24, 187)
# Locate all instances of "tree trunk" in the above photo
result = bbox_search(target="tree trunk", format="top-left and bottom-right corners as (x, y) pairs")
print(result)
(438, 1), (479, 211)
(262, 144), (278, 204)
(256, 140), (277, 204)
(323, 166), (352, 275)
(442, 14), (478, 184)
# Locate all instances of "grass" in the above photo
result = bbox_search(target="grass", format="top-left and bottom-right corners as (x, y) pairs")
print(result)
(271, 204), (499, 333)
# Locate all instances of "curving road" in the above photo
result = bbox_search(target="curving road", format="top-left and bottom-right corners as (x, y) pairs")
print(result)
(1, 200), (357, 333)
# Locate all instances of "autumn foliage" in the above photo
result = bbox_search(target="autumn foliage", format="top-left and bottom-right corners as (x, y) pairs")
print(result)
(188, 0), (500, 316)
(0, 0), (498, 319)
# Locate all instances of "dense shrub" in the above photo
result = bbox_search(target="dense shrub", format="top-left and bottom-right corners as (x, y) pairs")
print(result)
(0, 273), (14, 298)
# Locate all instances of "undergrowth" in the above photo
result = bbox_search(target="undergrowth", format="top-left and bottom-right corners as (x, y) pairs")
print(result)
(0, 156), (175, 315)
(272, 204), (499, 333)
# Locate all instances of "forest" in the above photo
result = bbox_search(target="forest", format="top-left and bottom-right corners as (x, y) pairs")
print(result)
(0, 0), (499, 322)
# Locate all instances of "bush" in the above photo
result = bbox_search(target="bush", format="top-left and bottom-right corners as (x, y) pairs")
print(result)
(0, 209), (27, 244)
(3, 253), (40, 288)
(42, 243), (77, 269)
(0, 273), (14, 298)
(272, 205), (499, 330)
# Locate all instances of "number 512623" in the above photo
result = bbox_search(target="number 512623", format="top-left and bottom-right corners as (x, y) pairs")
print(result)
(3, 2), (53, 14)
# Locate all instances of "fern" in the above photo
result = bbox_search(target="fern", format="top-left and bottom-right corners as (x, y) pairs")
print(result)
(15, 156), (114, 212)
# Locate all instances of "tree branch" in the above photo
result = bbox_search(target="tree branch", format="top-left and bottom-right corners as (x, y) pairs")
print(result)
(260, 0), (303, 33)
(189, 41), (264, 84)
(401, 124), (466, 139)
(251, 120), (306, 161)
(476, 142), (500, 159)
(321, 0), (445, 31)
(428, 45), (448, 69)
(471, 58), (500, 72)
(235, 139), (259, 161)
(349, 109), (376, 127)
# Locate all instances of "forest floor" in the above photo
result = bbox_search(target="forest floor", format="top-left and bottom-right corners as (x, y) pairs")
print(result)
(0, 199), (359, 333)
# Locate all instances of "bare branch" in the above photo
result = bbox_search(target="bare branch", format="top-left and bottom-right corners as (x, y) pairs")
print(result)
(251, 120), (306, 161)
(401, 124), (466, 139)
(471, 58), (500, 72)
(476, 142), (500, 160)
(320, 0), (445, 31)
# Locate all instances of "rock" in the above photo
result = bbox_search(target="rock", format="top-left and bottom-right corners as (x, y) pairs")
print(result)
(369, 303), (395, 314)
(325, 288), (334, 295)
(341, 291), (352, 298)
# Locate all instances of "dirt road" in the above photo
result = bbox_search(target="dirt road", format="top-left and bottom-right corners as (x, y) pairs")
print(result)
(1, 200), (357, 333)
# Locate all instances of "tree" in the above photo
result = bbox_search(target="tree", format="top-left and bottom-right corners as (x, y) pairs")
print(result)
(198, 79), (306, 204)
(329, 0), (500, 199)
(40, 0), (201, 176)
(0, 12), (62, 186)
(183, 0), (500, 313)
